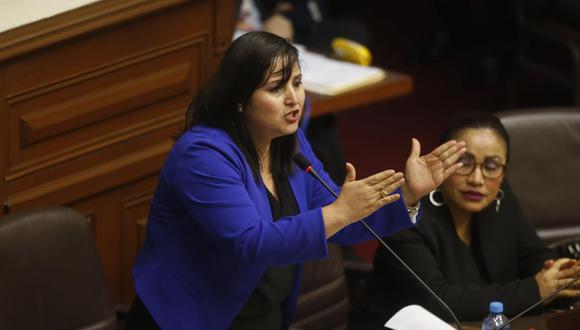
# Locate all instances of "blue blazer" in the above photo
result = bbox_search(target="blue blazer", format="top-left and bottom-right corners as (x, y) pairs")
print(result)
(133, 125), (415, 329)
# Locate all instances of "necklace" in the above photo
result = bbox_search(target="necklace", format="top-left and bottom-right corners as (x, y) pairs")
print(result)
(258, 145), (270, 169)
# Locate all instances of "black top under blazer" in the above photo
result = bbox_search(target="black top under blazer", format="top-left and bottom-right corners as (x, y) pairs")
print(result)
(365, 182), (557, 324)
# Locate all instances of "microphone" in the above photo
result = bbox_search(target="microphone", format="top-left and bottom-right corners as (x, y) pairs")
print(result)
(292, 152), (463, 330)
(497, 273), (580, 330)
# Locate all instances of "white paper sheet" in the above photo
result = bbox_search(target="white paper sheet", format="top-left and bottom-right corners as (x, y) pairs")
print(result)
(299, 49), (386, 96)
(385, 305), (456, 330)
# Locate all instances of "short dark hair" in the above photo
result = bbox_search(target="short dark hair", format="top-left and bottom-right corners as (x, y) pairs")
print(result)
(182, 31), (300, 181)
(440, 112), (511, 163)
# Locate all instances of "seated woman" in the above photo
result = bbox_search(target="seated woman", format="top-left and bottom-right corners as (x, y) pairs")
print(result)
(362, 113), (580, 326)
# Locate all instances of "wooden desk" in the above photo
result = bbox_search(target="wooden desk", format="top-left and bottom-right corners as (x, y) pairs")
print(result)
(308, 71), (413, 117)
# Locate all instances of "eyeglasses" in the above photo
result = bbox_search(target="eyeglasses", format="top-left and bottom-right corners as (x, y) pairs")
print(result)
(455, 155), (506, 179)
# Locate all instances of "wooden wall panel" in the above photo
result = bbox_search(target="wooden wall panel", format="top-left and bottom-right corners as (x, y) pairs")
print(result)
(7, 39), (203, 179)
(71, 175), (155, 305)
(214, 0), (236, 55)
(120, 180), (154, 304)
(0, 0), (234, 305)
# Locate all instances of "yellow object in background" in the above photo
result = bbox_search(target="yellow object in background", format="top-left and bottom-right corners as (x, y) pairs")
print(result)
(331, 38), (372, 66)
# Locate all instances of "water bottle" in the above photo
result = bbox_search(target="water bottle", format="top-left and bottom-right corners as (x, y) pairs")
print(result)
(482, 301), (510, 330)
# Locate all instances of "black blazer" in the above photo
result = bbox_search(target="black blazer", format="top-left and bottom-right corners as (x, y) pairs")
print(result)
(364, 182), (557, 325)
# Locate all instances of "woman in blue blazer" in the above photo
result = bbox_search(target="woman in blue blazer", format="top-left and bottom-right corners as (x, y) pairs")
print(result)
(127, 31), (466, 330)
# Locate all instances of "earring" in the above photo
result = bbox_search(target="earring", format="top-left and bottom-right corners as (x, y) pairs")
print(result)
(495, 188), (504, 213)
(237, 104), (243, 113)
(429, 190), (445, 207)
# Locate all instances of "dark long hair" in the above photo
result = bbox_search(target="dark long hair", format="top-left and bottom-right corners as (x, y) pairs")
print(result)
(181, 31), (300, 182)
(440, 112), (511, 164)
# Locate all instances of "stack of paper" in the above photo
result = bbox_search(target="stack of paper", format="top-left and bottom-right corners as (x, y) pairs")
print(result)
(299, 49), (386, 96)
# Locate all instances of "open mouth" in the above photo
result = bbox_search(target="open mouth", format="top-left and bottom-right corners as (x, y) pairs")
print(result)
(285, 109), (300, 122)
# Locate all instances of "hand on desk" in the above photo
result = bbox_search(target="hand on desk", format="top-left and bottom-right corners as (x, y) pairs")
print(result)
(536, 258), (580, 304)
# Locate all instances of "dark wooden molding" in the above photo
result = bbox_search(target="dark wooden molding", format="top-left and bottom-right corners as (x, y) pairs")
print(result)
(7, 110), (182, 181)
(6, 35), (204, 104)
(0, 0), (191, 61)
(6, 139), (172, 209)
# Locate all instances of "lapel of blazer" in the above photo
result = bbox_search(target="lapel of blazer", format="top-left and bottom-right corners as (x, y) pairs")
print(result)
(287, 170), (307, 213)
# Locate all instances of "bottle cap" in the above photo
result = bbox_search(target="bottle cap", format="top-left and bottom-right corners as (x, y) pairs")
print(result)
(489, 301), (504, 313)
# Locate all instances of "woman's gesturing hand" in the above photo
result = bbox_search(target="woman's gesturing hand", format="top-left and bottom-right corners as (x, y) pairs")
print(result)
(402, 138), (466, 205)
(322, 163), (404, 238)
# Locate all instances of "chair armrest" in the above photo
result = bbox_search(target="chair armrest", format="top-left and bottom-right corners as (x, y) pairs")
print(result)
(343, 260), (373, 311)
(344, 260), (373, 274)
(549, 237), (580, 259)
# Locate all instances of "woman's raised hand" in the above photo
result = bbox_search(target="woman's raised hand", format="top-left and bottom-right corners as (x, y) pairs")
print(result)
(322, 163), (404, 238)
(402, 138), (466, 205)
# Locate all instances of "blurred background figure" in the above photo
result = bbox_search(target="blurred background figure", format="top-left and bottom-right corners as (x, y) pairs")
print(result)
(235, 0), (370, 53)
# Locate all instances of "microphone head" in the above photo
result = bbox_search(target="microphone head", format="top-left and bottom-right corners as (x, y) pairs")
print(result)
(292, 152), (311, 172)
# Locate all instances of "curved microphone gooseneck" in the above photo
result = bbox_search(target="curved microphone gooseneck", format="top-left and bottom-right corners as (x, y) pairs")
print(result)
(292, 152), (463, 330)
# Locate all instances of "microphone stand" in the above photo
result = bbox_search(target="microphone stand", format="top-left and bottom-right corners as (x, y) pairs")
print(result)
(293, 153), (463, 330)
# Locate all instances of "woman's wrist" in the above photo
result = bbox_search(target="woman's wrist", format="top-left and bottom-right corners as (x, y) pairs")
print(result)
(322, 204), (348, 238)
(401, 184), (419, 207)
